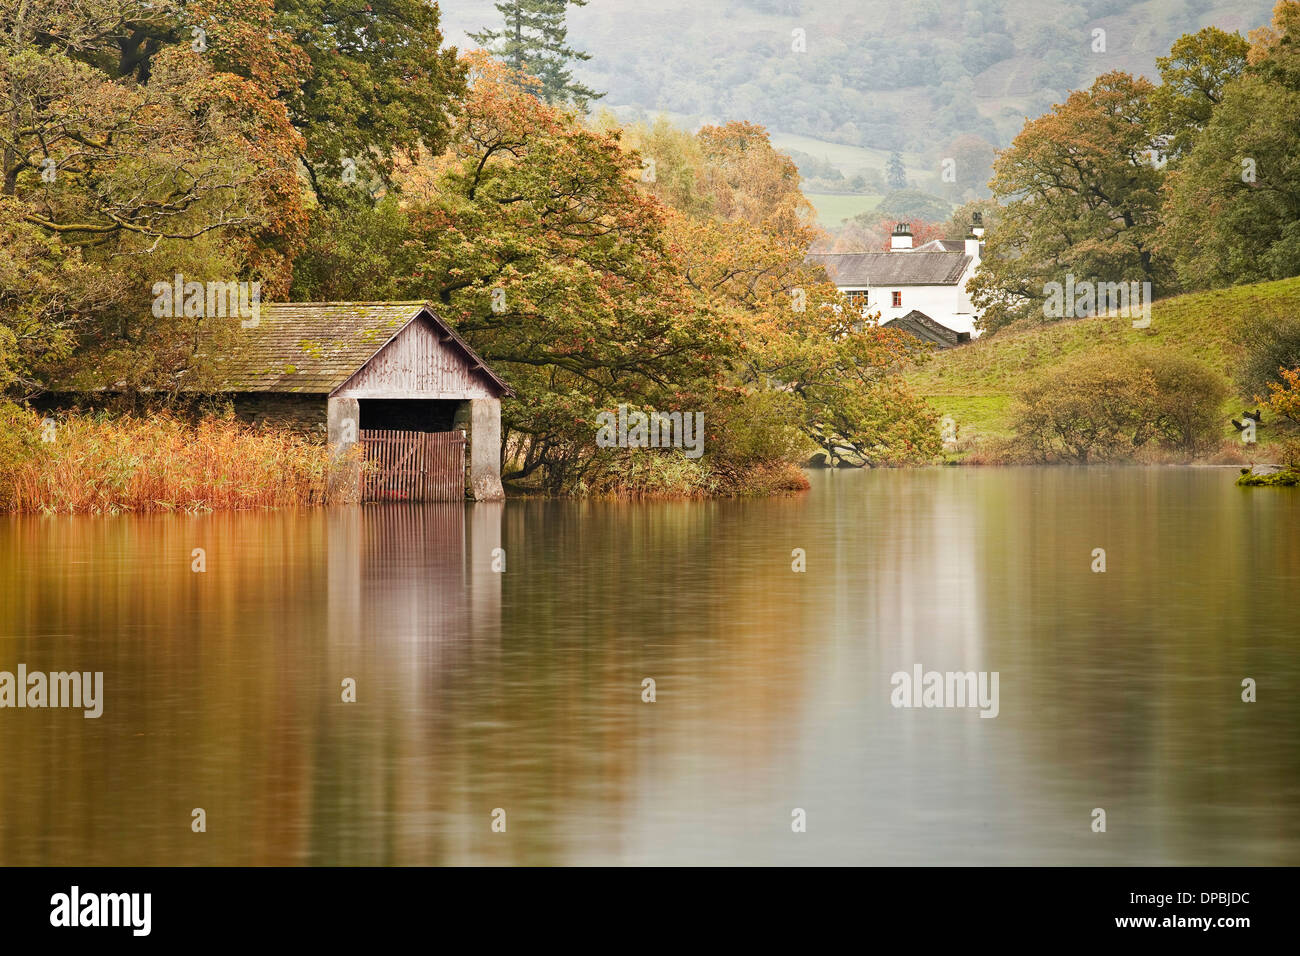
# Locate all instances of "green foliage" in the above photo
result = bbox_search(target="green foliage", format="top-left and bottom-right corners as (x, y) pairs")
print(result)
(1159, 75), (1300, 289)
(291, 195), (417, 301)
(278, 0), (468, 196)
(1150, 26), (1250, 159)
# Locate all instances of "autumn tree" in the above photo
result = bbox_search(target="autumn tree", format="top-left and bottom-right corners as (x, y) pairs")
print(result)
(638, 120), (939, 465)
(970, 72), (1169, 333)
(694, 121), (814, 234)
(609, 114), (715, 219)
(0, 0), (308, 391)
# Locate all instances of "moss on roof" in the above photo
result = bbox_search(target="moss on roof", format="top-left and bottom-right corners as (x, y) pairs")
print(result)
(55, 302), (513, 397)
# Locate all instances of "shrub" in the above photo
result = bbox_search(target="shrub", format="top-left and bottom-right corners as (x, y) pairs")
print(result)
(1011, 351), (1157, 463)
(703, 390), (814, 469)
(1239, 314), (1300, 396)
(1131, 348), (1230, 455)
(1267, 366), (1300, 425)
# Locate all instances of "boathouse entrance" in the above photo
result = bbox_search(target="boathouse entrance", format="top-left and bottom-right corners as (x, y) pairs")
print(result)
(358, 428), (466, 502)
(321, 305), (514, 503)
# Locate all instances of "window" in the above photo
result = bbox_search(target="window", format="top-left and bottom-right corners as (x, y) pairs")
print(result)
(846, 291), (868, 310)
(891, 291), (902, 308)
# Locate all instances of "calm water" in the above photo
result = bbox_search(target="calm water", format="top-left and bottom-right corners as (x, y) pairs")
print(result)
(1, 467), (1297, 866)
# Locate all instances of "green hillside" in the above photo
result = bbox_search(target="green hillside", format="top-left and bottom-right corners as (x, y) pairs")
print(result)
(802, 192), (882, 226)
(905, 277), (1300, 444)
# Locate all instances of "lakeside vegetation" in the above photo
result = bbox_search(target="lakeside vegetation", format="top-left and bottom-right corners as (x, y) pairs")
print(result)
(0, 405), (338, 513)
(905, 277), (1300, 465)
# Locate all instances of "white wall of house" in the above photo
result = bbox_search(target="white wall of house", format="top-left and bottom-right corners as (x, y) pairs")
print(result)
(844, 277), (979, 336)
(838, 249), (983, 338)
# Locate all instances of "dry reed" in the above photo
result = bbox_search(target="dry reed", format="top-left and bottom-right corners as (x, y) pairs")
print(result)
(0, 405), (339, 514)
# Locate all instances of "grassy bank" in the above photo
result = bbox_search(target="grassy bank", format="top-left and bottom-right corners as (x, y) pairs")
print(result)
(0, 405), (337, 514)
(905, 277), (1300, 457)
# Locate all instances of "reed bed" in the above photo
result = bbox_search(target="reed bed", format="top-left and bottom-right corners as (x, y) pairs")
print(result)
(0, 404), (337, 514)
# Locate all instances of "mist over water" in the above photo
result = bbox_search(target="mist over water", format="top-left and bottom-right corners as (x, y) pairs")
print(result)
(1, 467), (1297, 865)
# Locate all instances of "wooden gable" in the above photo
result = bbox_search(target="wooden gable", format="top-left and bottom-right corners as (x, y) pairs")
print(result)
(331, 312), (502, 400)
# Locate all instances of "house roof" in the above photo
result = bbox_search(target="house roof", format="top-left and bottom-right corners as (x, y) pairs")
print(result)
(809, 251), (971, 287)
(915, 239), (967, 253)
(203, 302), (514, 396)
(881, 310), (967, 348)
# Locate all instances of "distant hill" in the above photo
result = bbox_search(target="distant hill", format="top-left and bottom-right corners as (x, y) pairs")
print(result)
(903, 277), (1300, 447)
(439, 0), (1275, 199)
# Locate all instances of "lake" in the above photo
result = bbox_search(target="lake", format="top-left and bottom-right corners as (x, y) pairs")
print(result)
(1, 467), (1297, 865)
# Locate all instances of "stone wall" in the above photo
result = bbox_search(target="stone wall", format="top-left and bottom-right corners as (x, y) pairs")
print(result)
(230, 393), (328, 438)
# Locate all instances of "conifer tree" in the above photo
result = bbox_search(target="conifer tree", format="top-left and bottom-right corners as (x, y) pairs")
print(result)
(470, 0), (601, 108)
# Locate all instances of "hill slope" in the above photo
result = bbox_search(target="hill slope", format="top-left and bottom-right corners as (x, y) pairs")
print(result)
(904, 277), (1300, 445)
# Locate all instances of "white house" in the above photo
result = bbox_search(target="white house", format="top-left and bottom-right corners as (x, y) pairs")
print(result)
(809, 220), (985, 344)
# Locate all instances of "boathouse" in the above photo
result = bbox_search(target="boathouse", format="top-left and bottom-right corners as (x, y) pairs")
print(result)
(229, 302), (512, 501)
(48, 301), (514, 502)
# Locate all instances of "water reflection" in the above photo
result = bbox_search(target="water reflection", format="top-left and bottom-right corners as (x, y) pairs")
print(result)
(0, 468), (1297, 864)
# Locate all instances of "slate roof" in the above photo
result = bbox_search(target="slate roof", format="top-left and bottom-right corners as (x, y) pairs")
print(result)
(881, 310), (967, 348)
(199, 302), (513, 395)
(809, 251), (971, 287)
(54, 302), (513, 396)
(915, 239), (967, 253)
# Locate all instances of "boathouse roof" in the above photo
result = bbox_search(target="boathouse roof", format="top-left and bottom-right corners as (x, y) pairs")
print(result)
(54, 302), (513, 398)
(206, 302), (512, 396)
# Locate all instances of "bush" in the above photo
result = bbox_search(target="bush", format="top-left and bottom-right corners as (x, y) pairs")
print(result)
(1011, 351), (1157, 463)
(1132, 348), (1230, 455)
(1267, 366), (1300, 426)
(1239, 314), (1300, 397)
(1011, 349), (1233, 463)
(703, 390), (814, 469)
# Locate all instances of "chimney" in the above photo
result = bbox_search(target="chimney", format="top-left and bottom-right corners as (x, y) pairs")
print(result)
(890, 222), (913, 251)
(964, 211), (984, 260)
